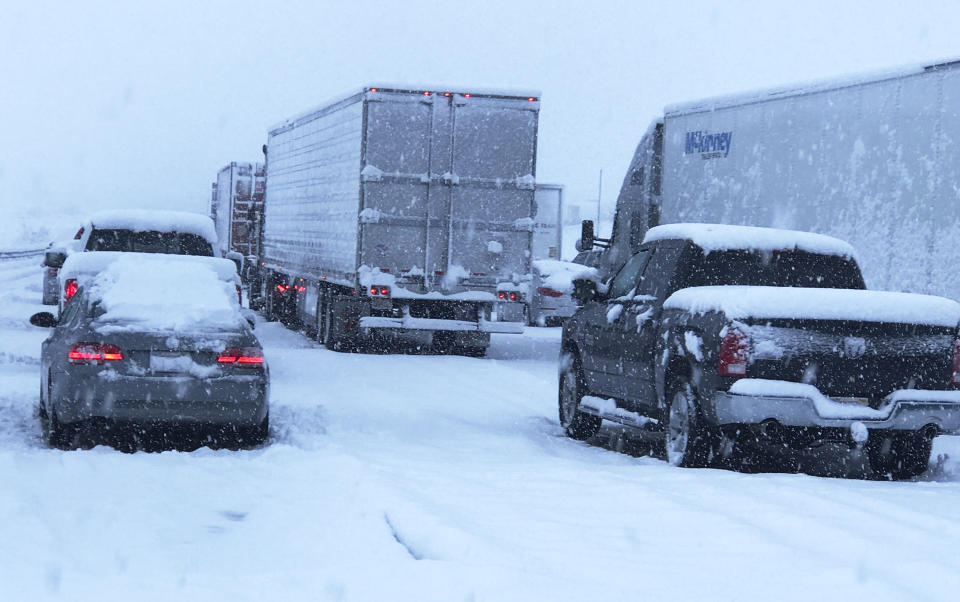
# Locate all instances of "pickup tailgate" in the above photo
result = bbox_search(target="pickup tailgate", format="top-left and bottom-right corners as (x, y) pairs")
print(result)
(665, 286), (960, 402)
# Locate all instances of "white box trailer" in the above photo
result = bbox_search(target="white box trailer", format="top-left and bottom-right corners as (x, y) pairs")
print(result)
(532, 184), (563, 260)
(259, 85), (541, 354)
(597, 59), (960, 300)
(212, 162), (265, 258)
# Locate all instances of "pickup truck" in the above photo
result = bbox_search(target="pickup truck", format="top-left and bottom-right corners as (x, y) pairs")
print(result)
(560, 223), (960, 479)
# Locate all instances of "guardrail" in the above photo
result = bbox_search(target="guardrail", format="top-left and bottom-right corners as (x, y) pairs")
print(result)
(0, 248), (45, 260)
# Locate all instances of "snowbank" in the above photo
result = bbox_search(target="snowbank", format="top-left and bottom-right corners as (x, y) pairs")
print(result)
(665, 286), (960, 327)
(643, 223), (856, 258)
(88, 209), (217, 245)
(88, 255), (245, 333)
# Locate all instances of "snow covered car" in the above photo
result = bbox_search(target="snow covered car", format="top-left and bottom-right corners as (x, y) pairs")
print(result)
(527, 259), (597, 326)
(562, 223), (960, 479)
(30, 255), (268, 449)
(57, 209), (222, 312)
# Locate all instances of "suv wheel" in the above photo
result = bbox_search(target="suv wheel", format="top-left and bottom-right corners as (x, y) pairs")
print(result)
(558, 355), (601, 440)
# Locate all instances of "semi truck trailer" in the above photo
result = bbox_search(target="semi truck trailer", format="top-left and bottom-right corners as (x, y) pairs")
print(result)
(256, 85), (541, 355)
(211, 162), (265, 259)
(590, 58), (960, 301)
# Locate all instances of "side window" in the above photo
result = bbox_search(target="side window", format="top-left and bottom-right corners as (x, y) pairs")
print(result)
(637, 245), (683, 300)
(608, 250), (651, 299)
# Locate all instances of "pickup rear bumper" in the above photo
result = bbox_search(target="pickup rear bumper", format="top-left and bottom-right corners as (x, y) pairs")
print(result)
(713, 380), (960, 434)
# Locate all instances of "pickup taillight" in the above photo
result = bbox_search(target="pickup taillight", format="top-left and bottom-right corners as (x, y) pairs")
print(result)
(64, 279), (78, 301)
(718, 329), (749, 377)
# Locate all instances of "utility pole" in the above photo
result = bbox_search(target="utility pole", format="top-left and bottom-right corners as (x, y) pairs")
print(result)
(596, 169), (603, 233)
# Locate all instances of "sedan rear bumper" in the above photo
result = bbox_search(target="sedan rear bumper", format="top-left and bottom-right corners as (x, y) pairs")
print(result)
(713, 380), (960, 434)
(53, 373), (268, 425)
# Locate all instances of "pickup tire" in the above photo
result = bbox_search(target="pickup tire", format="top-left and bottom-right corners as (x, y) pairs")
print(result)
(558, 355), (601, 440)
(866, 431), (932, 480)
(665, 377), (718, 468)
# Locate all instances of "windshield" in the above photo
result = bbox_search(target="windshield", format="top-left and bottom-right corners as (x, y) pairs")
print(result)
(85, 229), (214, 256)
(681, 248), (866, 289)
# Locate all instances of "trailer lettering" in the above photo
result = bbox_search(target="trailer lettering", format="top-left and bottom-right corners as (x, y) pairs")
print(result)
(684, 130), (733, 159)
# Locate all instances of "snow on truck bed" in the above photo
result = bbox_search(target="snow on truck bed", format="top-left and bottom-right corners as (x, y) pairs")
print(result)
(89, 255), (245, 333)
(88, 209), (218, 244)
(665, 285), (960, 327)
(643, 223), (857, 258)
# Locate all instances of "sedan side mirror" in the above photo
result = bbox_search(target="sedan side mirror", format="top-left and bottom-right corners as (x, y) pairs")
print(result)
(29, 312), (58, 328)
(571, 278), (599, 305)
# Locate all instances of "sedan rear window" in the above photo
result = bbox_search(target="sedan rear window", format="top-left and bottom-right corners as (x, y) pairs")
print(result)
(86, 229), (214, 256)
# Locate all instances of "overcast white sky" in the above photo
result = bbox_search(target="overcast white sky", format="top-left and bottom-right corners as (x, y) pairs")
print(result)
(3, 0), (960, 235)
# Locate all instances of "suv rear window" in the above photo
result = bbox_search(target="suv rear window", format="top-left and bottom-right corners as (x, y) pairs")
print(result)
(85, 229), (214, 256)
(681, 248), (866, 290)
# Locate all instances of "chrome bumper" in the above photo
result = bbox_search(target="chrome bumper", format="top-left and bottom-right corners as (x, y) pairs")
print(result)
(714, 387), (960, 433)
(359, 315), (523, 334)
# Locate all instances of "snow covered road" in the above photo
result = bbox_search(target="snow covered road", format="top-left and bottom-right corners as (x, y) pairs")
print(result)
(2, 255), (960, 601)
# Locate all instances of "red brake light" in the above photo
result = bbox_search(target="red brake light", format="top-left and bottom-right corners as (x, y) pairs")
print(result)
(464, 93), (470, 98)
(379, 286), (389, 296)
(423, 91), (430, 96)
(370, 88), (377, 93)
(498, 292), (507, 300)
(69, 343), (122, 364)
(537, 287), (564, 298)
(64, 279), (78, 300)
(369, 286), (378, 296)
(528, 97), (535, 102)
(509, 292), (518, 301)
(218, 347), (264, 367)
(719, 329), (749, 377)
(444, 92), (451, 97)
(952, 341), (960, 386)
(73, 227), (84, 240)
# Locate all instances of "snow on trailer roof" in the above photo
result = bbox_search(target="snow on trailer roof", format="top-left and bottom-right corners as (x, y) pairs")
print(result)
(88, 255), (245, 333)
(643, 223), (857, 258)
(665, 57), (960, 116)
(269, 84), (541, 133)
(88, 209), (217, 244)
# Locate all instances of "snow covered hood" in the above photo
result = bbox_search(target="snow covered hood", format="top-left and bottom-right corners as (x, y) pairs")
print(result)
(664, 286), (960, 327)
(62, 251), (240, 286)
(88, 209), (218, 245)
(643, 223), (856, 258)
(88, 255), (245, 333)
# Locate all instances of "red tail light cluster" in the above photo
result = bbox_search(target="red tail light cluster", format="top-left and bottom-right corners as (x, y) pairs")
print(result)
(498, 291), (519, 301)
(275, 284), (290, 293)
(217, 347), (265, 367)
(952, 341), (960, 386)
(64, 279), (79, 301)
(73, 227), (84, 240)
(718, 329), (749, 377)
(369, 286), (390, 296)
(68, 343), (123, 364)
(537, 287), (564, 298)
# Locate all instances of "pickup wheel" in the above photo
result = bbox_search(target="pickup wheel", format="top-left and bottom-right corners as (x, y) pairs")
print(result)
(558, 355), (601, 440)
(866, 431), (933, 480)
(665, 378), (718, 468)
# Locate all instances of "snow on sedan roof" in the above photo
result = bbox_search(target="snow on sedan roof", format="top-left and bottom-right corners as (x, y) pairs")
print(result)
(664, 286), (960, 327)
(62, 251), (239, 286)
(88, 209), (217, 244)
(643, 223), (857, 258)
(88, 255), (244, 333)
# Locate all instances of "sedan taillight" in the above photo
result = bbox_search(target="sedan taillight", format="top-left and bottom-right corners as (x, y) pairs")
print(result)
(68, 343), (123, 364)
(217, 347), (264, 367)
